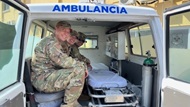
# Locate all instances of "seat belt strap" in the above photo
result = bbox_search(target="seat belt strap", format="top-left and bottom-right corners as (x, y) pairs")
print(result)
(24, 60), (37, 107)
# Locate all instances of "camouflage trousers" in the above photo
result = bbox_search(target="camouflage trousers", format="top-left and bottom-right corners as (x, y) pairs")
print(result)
(31, 66), (85, 104)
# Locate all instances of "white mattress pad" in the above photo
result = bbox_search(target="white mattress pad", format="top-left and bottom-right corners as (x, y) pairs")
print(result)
(88, 69), (127, 88)
(91, 63), (109, 70)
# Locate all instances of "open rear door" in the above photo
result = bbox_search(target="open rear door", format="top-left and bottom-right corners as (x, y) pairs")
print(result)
(0, 0), (29, 107)
(162, 2), (190, 107)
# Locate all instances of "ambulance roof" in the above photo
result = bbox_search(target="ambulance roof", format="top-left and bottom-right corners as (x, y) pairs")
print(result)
(27, 3), (158, 17)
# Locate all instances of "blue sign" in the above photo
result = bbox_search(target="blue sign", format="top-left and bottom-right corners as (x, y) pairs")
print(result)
(52, 5), (127, 14)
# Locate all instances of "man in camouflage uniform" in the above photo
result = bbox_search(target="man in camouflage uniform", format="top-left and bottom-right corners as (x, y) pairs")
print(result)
(31, 21), (86, 107)
(70, 31), (92, 70)
(69, 31), (92, 101)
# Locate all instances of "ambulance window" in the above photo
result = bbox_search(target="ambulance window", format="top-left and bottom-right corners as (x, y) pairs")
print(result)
(80, 35), (98, 49)
(129, 24), (156, 57)
(0, 1), (25, 90)
(46, 30), (53, 37)
(26, 23), (44, 58)
(168, 10), (190, 83)
(2, 2), (9, 12)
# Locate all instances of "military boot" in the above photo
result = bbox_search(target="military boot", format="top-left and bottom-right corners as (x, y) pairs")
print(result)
(73, 101), (83, 107)
(60, 101), (83, 107)
(79, 94), (90, 101)
(60, 103), (73, 107)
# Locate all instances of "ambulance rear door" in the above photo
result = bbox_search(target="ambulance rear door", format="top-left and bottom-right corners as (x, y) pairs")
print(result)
(0, 0), (30, 107)
(162, 2), (190, 107)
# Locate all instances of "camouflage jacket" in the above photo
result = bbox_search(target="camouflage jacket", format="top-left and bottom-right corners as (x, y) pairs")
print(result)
(70, 44), (90, 64)
(31, 34), (84, 75)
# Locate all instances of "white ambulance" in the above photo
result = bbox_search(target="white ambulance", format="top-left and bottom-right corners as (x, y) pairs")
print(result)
(0, 0), (190, 107)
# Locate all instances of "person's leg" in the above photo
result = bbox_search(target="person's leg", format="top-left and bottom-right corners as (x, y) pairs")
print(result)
(64, 66), (85, 103)
(32, 67), (85, 90)
(32, 66), (85, 105)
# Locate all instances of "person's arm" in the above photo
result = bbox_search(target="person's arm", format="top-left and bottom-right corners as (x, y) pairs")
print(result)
(71, 46), (91, 64)
(78, 54), (92, 71)
(80, 55), (90, 64)
(47, 42), (84, 68)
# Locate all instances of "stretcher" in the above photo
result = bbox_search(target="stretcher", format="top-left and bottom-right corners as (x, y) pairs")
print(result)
(87, 64), (140, 107)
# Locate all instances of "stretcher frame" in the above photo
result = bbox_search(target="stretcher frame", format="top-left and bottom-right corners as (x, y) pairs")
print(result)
(86, 79), (139, 107)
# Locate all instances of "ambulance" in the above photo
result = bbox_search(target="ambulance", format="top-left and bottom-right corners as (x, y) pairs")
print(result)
(0, 0), (190, 107)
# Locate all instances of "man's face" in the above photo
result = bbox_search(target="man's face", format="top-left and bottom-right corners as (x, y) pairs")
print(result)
(76, 41), (84, 47)
(56, 27), (71, 42)
(67, 36), (78, 45)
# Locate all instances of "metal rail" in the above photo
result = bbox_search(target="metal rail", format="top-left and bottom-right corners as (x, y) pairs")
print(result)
(87, 84), (139, 107)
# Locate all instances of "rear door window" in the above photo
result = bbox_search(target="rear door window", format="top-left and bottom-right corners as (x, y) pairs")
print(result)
(129, 24), (156, 57)
(0, 1), (26, 90)
(26, 23), (44, 58)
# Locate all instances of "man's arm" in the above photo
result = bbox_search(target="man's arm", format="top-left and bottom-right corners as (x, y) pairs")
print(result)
(79, 54), (91, 64)
(47, 42), (84, 68)
(71, 46), (90, 64)
(71, 47), (92, 71)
